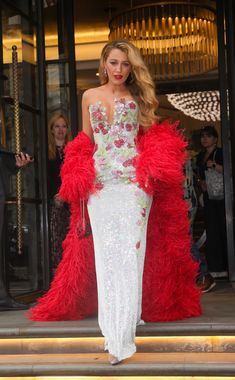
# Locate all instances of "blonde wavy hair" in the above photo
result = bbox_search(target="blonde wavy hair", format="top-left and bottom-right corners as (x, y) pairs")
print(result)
(99, 39), (158, 128)
(48, 112), (72, 160)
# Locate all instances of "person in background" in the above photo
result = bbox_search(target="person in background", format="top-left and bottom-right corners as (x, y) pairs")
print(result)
(47, 112), (71, 277)
(0, 148), (32, 310)
(184, 156), (215, 293)
(196, 125), (227, 285)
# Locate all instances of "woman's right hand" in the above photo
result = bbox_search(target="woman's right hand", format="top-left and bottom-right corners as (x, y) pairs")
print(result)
(54, 193), (63, 207)
(206, 160), (215, 169)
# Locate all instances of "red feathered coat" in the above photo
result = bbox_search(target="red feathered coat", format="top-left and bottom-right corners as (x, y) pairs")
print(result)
(29, 121), (201, 322)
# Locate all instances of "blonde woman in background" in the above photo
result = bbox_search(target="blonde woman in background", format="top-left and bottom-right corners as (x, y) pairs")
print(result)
(47, 112), (71, 277)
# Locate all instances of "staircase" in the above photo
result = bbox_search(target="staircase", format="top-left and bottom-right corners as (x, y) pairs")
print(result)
(0, 316), (235, 378)
(1, 281), (235, 379)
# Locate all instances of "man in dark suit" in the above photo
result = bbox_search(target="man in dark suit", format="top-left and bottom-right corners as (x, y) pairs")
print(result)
(0, 149), (32, 310)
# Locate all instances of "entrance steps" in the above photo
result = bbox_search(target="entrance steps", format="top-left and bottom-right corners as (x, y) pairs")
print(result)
(0, 320), (235, 378)
(1, 282), (235, 378)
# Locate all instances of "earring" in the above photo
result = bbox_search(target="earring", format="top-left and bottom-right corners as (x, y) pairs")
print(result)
(104, 68), (107, 77)
(128, 72), (135, 84)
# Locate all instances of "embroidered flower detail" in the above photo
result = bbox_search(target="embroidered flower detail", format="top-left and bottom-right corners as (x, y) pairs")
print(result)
(95, 182), (104, 190)
(141, 208), (146, 217)
(95, 123), (106, 134)
(136, 241), (141, 249)
(97, 157), (106, 167)
(105, 143), (112, 151)
(122, 158), (134, 167)
(112, 170), (123, 178)
(116, 155), (126, 163)
(114, 139), (125, 148)
(92, 111), (103, 121)
(125, 123), (132, 131)
(94, 127), (100, 133)
(129, 102), (136, 109)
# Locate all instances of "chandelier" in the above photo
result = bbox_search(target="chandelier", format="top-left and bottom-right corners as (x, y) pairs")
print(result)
(167, 91), (220, 121)
(109, 2), (218, 80)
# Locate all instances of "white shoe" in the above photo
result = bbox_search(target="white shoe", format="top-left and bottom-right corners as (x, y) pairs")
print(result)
(109, 354), (121, 365)
(137, 319), (145, 326)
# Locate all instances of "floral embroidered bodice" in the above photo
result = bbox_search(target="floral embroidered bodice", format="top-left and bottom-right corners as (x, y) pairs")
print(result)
(89, 98), (139, 184)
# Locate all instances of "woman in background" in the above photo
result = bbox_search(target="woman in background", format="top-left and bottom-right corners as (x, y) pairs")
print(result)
(196, 125), (227, 282)
(47, 112), (71, 277)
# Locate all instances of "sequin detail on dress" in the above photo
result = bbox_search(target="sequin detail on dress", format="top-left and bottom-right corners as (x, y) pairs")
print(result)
(87, 98), (152, 361)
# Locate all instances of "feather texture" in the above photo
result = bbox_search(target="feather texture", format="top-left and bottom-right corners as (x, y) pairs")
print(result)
(59, 131), (95, 202)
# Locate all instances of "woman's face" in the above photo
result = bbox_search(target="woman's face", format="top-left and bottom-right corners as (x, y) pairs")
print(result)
(200, 133), (217, 149)
(104, 48), (131, 85)
(52, 117), (68, 143)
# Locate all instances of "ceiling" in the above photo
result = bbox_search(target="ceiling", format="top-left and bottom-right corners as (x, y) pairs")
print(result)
(44, 0), (218, 90)
(74, 0), (216, 28)
(45, 0), (217, 47)
(43, 0), (219, 131)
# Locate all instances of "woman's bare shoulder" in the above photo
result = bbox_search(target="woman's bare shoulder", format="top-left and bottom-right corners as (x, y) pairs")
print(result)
(83, 86), (107, 105)
(83, 86), (104, 99)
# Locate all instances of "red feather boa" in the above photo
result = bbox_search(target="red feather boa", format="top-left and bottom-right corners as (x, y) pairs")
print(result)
(29, 121), (201, 321)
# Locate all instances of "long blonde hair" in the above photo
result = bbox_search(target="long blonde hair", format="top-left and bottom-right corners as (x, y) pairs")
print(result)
(99, 39), (158, 128)
(48, 112), (71, 160)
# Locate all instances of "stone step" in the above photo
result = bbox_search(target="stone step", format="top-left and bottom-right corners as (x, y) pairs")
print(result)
(2, 378), (235, 380)
(1, 335), (235, 354)
(1, 319), (235, 338)
(0, 352), (235, 376)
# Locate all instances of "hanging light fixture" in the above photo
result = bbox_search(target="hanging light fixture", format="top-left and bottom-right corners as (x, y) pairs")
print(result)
(167, 91), (220, 121)
(109, 2), (218, 80)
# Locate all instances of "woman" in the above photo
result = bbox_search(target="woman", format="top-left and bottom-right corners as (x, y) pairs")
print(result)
(196, 125), (227, 280)
(82, 41), (158, 364)
(47, 113), (71, 277)
(29, 40), (201, 364)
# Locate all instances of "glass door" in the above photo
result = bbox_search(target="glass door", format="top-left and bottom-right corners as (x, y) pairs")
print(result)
(0, 0), (48, 297)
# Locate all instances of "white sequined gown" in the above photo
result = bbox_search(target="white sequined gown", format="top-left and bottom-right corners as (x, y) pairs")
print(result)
(87, 98), (152, 361)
